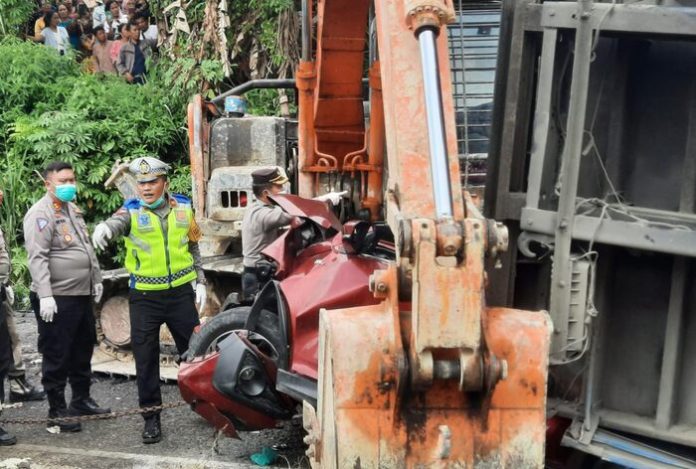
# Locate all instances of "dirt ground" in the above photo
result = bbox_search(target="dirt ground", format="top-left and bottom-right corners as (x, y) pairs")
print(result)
(0, 311), (308, 469)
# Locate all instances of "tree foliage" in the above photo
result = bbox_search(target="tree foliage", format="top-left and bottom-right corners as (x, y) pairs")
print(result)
(0, 39), (191, 296)
(0, 0), (34, 38)
(0, 1), (301, 300)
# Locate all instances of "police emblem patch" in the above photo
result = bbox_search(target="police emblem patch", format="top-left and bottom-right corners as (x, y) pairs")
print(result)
(37, 218), (49, 231)
(138, 214), (151, 227)
(175, 210), (187, 222)
(139, 159), (151, 174)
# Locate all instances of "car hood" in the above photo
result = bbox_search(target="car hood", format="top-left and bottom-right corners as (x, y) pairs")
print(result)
(268, 194), (343, 233)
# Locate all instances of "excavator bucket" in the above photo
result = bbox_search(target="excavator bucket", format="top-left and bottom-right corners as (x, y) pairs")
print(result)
(305, 301), (551, 467)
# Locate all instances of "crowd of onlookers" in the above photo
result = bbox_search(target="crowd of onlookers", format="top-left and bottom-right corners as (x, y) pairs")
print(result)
(29, 0), (158, 84)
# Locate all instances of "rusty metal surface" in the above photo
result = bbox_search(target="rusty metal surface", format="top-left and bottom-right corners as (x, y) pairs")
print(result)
(188, 94), (207, 217)
(308, 299), (551, 468)
(299, 0), (550, 465)
(375, 0), (465, 222)
(99, 293), (176, 347)
(100, 295), (131, 347)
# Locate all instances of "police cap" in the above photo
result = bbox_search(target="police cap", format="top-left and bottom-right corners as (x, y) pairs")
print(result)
(129, 156), (171, 183)
(252, 167), (289, 186)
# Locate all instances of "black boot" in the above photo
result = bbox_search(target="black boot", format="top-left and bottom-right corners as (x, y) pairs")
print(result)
(47, 408), (82, 433)
(0, 426), (16, 446)
(8, 375), (46, 402)
(47, 390), (81, 433)
(69, 396), (111, 416)
(0, 402), (16, 446)
(142, 414), (161, 444)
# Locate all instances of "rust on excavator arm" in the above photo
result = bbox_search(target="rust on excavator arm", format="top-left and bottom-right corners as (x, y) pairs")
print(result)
(303, 0), (552, 466)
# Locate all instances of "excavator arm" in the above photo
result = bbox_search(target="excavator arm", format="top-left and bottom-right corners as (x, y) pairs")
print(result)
(299, 1), (552, 467)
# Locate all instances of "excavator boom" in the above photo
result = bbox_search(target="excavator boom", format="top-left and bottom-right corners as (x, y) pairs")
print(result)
(299, 1), (552, 466)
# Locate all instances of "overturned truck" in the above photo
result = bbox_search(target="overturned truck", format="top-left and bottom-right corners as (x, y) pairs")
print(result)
(487, 0), (696, 465)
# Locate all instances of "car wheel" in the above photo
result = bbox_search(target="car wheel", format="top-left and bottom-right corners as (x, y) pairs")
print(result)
(186, 306), (251, 359)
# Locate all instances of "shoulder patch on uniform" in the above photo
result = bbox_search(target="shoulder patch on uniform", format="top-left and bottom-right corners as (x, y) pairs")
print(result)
(37, 218), (49, 231)
(172, 193), (191, 205)
(124, 198), (141, 210)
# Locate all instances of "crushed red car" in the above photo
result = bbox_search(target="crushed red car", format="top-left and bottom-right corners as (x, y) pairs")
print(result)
(178, 194), (395, 437)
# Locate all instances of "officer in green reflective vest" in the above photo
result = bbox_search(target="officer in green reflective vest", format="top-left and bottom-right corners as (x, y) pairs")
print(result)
(92, 156), (207, 444)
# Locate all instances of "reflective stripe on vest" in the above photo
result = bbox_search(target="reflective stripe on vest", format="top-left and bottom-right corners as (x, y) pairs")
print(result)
(124, 204), (196, 291)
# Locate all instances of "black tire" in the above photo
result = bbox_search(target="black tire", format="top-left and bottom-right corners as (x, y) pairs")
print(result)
(186, 307), (251, 359)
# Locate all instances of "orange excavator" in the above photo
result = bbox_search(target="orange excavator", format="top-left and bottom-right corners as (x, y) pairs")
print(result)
(179, 0), (551, 466)
(295, 1), (550, 466)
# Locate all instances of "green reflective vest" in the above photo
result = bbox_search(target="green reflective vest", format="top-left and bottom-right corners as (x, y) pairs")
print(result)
(124, 200), (196, 291)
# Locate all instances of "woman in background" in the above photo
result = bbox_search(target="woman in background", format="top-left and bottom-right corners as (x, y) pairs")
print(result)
(40, 11), (70, 55)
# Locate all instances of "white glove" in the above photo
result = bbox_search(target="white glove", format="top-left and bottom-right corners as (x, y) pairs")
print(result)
(92, 223), (113, 251)
(93, 283), (103, 303)
(5, 286), (14, 306)
(195, 282), (207, 311)
(39, 296), (58, 323)
(314, 190), (348, 206)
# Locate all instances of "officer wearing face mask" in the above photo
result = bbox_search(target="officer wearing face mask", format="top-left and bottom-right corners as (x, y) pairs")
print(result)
(23, 161), (109, 434)
(91, 156), (206, 444)
(241, 167), (346, 301)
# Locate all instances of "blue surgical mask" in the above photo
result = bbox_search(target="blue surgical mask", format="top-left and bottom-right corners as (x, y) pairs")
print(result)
(54, 184), (77, 202)
(142, 196), (165, 209)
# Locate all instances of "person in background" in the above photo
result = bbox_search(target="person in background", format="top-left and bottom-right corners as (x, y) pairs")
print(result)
(40, 11), (70, 55)
(105, 0), (127, 40)
(116, 21), (146, 84)
(0, 277), (15, 445)
(76, 4), (93, 36)
(133, 11), (156, 56)
(117, 0), (128, 18)
(68, 4), (93, 55)
(92, 26), (115, 74)
(57, 3), (73, 30)
(91, 0), (106, 28)
(33, 0), (54, 41)
(123, 0), (136, 20)
(0, 190), (45, 404)
(65, 7), (84, 50)
(110, 23), (128, 65)
(63, 0), (78, 19)
(134, 0), (148, 15)
(23, 161), (110, 434)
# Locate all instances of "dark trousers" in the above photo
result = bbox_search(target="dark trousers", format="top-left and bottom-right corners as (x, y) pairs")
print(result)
(129, 284), (199, 417)
(29, 293), (95, 408)
(241, 267), (261, 302)
(0, 288), (11, 406)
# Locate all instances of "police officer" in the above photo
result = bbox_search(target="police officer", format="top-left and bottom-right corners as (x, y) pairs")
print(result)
(0, 196), (16, 445)
(0, 189), (45, 404)
(241, 167), (345, 300)
(91, 156), (206, 444)
(23, 161), (110, 434)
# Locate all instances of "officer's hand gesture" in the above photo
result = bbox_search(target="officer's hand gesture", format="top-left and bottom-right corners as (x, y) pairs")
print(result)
(39, 296), (58, 323)
(93, 282), (104, 303)
(314, 191), (348, 206)
(195, 282), (207, 311)
(92, 223), (113, 251)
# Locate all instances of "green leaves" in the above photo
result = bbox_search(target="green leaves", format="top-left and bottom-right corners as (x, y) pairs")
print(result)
(0, 0), (34, 37)
(0, 39), (196, 294)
